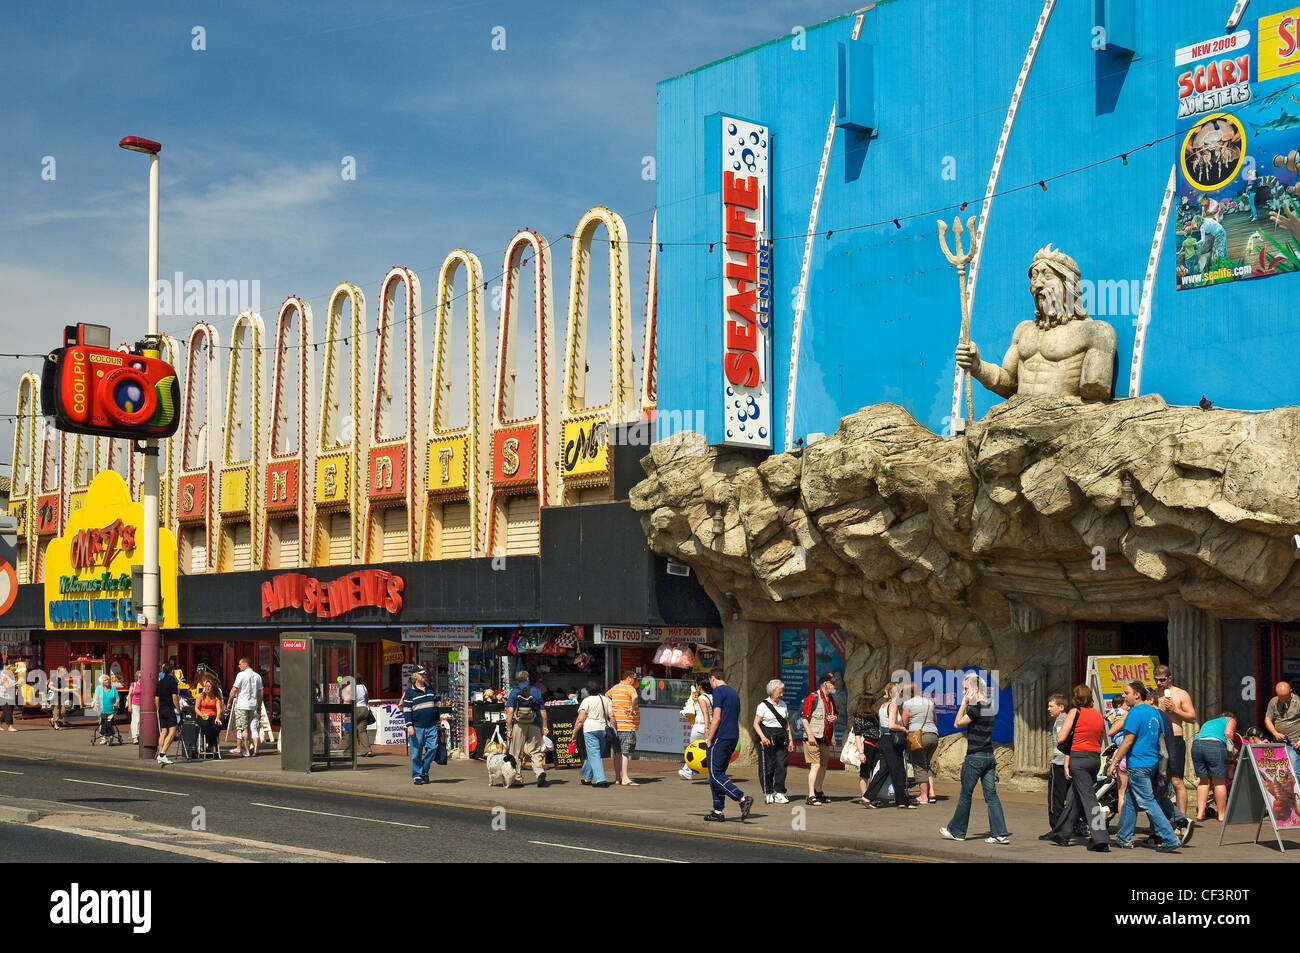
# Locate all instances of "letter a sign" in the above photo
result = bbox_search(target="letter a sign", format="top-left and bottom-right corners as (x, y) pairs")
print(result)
(720, 115), (772, 449)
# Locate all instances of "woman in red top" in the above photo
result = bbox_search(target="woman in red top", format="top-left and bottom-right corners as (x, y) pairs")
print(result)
(194, 678), (224, 754)
(1043, 684), (1109, 851)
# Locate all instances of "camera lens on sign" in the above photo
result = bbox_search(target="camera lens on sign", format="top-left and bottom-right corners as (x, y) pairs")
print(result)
(114, 380), (145, 413)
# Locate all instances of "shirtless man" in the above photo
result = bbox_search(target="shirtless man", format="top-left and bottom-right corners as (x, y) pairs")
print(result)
(1154, 664), (1196, 817)
(956, 244), (1116, 402)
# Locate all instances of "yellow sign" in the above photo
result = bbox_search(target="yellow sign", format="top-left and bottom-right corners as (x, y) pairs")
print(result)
(44, 471), (180, 630)
(561, 417), (609, 479)
(1093, 655), (1159, 697)
(382, 639), (404, 665)
(220, 467), (250, 515)
(315, 454), (348, 504)
(7, 501), (27, 537)
(428, 435), (469, 493)
(1258, 7), (1300, 82)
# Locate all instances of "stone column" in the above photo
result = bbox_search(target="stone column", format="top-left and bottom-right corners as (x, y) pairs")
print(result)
(1166, 597), (1221, 786)
(1011, 663), (1049, 778)
(722, 617), (772, 766)
(1007, 606), (1051, 779)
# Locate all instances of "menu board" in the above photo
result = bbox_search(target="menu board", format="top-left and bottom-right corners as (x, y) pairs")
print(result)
(545, 702), (581, 769)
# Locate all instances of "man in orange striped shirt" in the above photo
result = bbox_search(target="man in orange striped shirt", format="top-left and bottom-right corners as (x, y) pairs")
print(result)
(606, 671), (641, 786)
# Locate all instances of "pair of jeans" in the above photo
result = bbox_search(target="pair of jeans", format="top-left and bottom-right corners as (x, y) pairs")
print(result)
(1050, 752), (1107, 845)
(706, 737), (744, 811)
(1117, 763), (1178, 846)
(408, 724), (437, 780)
(946, 750), (1007, 839)
(580, 731), (606, 783)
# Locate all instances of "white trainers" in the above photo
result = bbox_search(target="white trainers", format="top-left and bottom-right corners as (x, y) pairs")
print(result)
(773, 793), (789, 804)
(939, 827), (964, 841)
(764, 794), (775, 804)
(157, 754), (173, 765)
(985, 835), (1011, 845)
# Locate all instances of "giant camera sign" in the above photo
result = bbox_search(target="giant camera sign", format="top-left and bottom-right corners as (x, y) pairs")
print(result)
(41, 324), (180, 440)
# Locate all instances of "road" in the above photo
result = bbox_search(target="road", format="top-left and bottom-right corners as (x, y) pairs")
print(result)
(0, 754), (883, 863)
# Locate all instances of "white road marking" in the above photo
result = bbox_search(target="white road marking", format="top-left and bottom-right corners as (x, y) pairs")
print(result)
(528, 840), (687, 863)
(63, 778), (188, 797)
(0, 770), (23, 775)
(250, 802), (429, 829)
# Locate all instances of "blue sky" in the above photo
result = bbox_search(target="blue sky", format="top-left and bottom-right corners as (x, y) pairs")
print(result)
(0, 0), (839, 460)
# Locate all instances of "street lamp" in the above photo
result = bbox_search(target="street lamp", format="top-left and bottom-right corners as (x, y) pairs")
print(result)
(118, 134), (162, 761)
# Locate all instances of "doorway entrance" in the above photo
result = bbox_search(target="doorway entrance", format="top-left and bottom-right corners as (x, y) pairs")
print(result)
(1075, 620), (1169, 685)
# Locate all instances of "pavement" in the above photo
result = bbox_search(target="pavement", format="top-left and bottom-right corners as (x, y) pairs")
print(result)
(1, 718), (1294, 862)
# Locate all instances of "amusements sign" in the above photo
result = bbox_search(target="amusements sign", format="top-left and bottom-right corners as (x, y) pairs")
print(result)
(719, 115), (772, 449)
(1174, 8), (1300, 290)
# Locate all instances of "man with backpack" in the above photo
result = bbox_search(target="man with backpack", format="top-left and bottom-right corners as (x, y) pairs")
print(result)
(506, 669), (549, 787)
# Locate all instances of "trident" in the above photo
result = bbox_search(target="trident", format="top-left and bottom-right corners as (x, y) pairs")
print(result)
(939, 216), (977, 424)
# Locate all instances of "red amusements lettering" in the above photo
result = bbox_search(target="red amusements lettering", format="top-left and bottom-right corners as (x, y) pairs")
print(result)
(261, 569), (405, 618)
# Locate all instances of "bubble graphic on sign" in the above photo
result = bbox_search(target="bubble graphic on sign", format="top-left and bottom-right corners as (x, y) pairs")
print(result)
(727, 123), (737, 136)
(758, 427), (768, 439)
(741, 149), (756, 171)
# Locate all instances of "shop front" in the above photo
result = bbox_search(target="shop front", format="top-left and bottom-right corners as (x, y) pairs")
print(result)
(593, 624), (720, 755)
(40, 472), (180, 719)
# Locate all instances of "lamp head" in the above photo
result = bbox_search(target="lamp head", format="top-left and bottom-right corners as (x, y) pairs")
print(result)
(118, 136), (161, 155)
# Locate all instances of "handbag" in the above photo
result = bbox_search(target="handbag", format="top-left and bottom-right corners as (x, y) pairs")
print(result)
(484, 725), (506, 756)
(841, 729), (862, 766)
(601, 696), (620, 757)
(1056, 710), (1077, 755)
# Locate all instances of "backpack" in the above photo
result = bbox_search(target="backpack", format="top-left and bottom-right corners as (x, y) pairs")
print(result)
(514, 687), (538, 725)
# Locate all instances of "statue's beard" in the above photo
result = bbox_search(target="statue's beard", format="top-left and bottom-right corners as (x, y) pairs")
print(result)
(1035, 309), (1071, 329)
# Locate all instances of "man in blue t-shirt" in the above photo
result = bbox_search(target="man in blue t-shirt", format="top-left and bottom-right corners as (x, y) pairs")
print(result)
(1107, 681), (1180, 851)
(703, 672), (753, 822)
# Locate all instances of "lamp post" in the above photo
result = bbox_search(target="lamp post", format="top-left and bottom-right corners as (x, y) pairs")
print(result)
(119, 135), (162, 760)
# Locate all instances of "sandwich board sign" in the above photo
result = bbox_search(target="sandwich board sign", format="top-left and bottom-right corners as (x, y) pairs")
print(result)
(1086, 655), (1159, 714)
(1218, 743), (1300, 851)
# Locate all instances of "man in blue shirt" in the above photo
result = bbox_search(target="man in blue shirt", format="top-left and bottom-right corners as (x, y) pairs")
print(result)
(402, 667), (438, 785)
(1107, 681), (1180, 852)
(703, 672), (753, 822)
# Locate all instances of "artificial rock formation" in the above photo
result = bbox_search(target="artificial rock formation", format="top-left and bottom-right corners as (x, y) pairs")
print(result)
(631, 393), (1300, 775)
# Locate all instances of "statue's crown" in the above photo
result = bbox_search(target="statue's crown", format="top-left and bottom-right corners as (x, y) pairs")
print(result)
(1029, 243), (1080, 280)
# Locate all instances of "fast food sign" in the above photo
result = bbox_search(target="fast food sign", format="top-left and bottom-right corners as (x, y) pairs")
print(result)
(720, 116), (772, 449)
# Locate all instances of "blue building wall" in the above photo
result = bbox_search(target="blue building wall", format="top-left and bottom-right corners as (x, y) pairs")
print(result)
(656, 0), (1299, 451)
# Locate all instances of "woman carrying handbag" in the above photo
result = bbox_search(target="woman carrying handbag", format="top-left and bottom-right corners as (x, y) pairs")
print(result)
(571, 681), (613, 787)
(903, 682), (940, 803)
(849, 692), (883, 807)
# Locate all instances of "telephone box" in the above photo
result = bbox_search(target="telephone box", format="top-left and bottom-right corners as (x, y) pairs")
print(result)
(279, 632), (357, 772)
